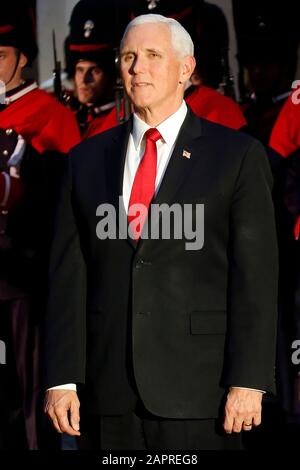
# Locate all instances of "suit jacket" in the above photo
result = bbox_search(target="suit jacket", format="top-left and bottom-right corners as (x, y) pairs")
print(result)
(45, 109), (278, 419)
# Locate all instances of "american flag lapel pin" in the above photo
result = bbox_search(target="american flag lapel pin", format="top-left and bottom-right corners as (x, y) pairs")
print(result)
(182, 149), (191, 159)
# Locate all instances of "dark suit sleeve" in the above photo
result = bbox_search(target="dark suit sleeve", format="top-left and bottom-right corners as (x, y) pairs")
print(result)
(44, 151), (86, 389)
(222, 140), (278, 393)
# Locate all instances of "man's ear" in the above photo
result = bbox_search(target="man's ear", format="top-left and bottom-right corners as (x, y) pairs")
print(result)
(19, 52), (28, 69)
(180, 55), (196, 84)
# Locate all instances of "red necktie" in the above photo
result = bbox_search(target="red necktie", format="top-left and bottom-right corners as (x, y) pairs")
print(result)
(128, 128), (161, 240)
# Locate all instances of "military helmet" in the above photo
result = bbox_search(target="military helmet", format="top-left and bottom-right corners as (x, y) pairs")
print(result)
(0, 2), (38, 65)
(66, 0), (130, 76)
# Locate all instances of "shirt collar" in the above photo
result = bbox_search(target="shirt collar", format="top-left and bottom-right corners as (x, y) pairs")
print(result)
(132, 101), (187, 150)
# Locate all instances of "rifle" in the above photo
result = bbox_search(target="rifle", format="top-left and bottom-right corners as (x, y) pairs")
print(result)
(52, 30), (63, 102)
(114, 48), (131, 124)
(219, 46), (236, 101)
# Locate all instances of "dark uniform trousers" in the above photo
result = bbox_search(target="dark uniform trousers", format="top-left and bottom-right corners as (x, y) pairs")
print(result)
(77, 401), (243, 451)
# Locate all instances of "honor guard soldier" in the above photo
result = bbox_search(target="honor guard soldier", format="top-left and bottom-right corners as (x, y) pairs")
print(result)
(269, 92), (300, 440)
(233, 0), (299, 146)
(0, 2), (80, 450)
(270, 93), (300, 160)
(65, 0), (130, 139)
(240, 2), (300, 448)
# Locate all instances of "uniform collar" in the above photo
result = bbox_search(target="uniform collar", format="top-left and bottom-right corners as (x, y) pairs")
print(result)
(4, 80), (38, 105)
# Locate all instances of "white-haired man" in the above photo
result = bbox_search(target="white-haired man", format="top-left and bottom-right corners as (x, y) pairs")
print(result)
(44, 14), (278, 450)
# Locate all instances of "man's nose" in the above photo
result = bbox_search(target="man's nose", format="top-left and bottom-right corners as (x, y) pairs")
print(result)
(130, 56), (145, 74)
(83, 71), (94, 84)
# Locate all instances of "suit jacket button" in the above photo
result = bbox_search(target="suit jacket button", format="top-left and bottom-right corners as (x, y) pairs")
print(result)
(135, 259), (143, 269)
(135, 259), (152, 269)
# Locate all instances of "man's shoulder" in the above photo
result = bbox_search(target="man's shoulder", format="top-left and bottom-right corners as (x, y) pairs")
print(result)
(23, 88), (73, 116)
(71, 122), (128, 158)
(191, 111), (260, 152)
(188, 113), (267, 173)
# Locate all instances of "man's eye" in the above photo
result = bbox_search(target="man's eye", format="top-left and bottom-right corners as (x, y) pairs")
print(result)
(124, 54), (134, 62)
(149, 52), (160, 59)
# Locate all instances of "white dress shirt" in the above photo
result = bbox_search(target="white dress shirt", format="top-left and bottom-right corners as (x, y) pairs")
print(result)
(122, 101), (188, 212)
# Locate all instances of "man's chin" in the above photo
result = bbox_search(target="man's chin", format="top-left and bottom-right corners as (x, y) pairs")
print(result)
(77, 93), (95, 105)
(130, 96), (152, 110)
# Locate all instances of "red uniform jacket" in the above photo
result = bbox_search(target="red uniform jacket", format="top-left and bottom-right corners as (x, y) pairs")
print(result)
(82, 108), (121, 140)
(0, 87), (80, 154)
(185, 85), (247, 130)
(0, 84), (81, 209)
(269, 95), (300, 158)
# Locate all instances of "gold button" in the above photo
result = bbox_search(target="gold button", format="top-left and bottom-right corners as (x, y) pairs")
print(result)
(3, 150), (8, 156)
(5, 129), (13, 135)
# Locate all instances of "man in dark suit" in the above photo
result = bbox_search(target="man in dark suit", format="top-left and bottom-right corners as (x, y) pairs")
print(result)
(44, 14), (278, 450)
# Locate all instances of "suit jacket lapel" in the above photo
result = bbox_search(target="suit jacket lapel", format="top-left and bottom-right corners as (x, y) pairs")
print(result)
(109, 117), (137, 250)
(153, 109), (203, 207)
